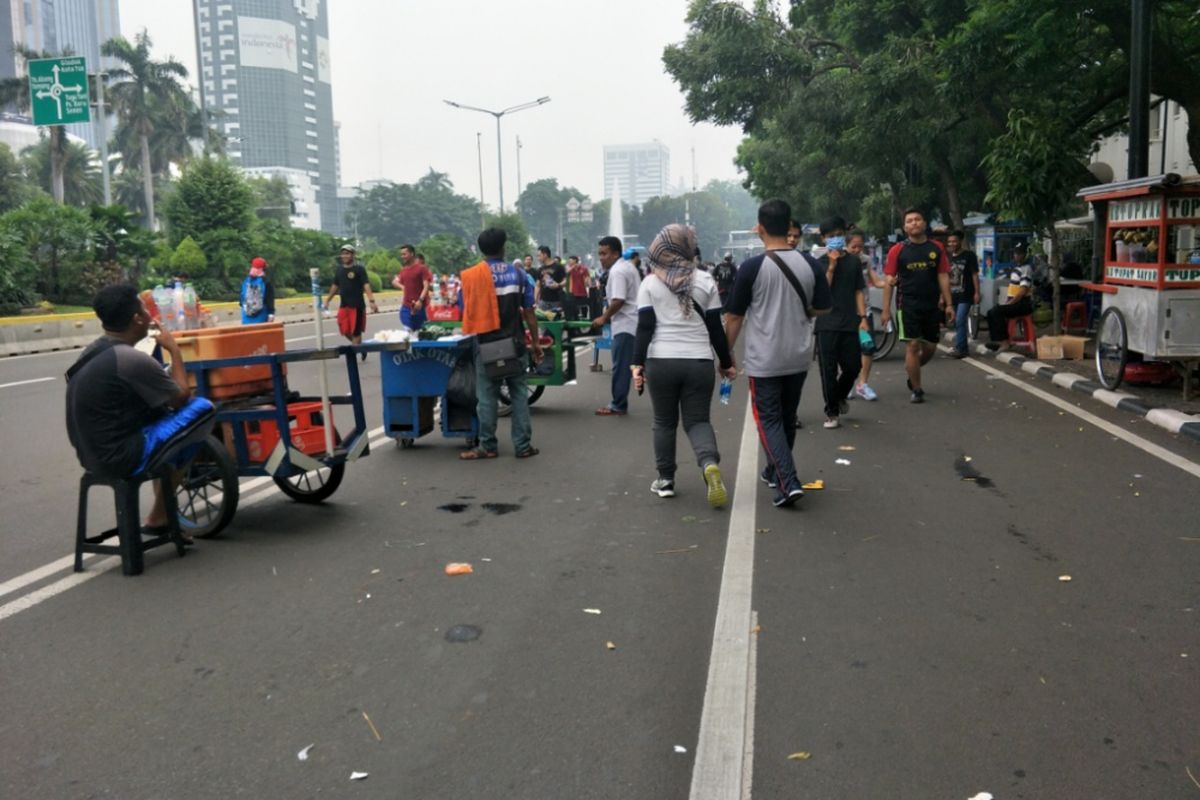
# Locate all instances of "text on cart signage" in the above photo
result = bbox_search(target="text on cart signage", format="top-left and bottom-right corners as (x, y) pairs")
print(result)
(1109, 197), (1163, 223)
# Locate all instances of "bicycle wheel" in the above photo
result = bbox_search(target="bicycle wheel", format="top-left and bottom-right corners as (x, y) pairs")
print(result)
(870, 307), (897, 360)
(1095, 306), (1128, 390)
(176, 435), (239, 539)
(498, 383), (545, 415)
(273, 429), (345, 503)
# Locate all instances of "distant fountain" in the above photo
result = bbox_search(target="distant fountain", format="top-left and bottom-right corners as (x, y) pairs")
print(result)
(609, 178), (624, 241)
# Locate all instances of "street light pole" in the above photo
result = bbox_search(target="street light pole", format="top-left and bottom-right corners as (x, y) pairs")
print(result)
(94, 71), (111, 206)
(476, 131), (486, 229)
(443, 96), (550, 214)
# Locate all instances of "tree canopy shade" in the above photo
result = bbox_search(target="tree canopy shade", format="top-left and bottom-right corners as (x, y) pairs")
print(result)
(0, 46), (74, 203)
(664, 0), (1200, 234)
(348, 170), (481, 249)
(21, 138), (102, 207)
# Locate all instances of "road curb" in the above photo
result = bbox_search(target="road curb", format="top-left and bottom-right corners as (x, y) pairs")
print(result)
(949, 334), (1200, 444)
(0, 302), (403, 358)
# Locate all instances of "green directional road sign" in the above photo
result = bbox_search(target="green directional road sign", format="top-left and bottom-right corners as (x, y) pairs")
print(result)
(27, 57), (91, 126)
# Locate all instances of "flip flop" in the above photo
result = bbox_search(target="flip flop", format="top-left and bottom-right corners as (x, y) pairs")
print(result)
(594, 407), (627, 416)
(515, 447), (540, 459)
(142, 524), (193, 545)
(459, 448), (499, 461)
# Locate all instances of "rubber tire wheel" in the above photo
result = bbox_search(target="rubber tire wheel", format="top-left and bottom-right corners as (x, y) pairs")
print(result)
(1095, 306), (1128, 390)
(177, 435), (239, 539)
(497, 384), (545, 416)
(398, 437), (414, 449)
(272, 427), (345, 504)
(869, 307), (897, 360)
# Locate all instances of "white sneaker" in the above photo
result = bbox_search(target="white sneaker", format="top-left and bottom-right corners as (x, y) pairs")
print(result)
(856, 383), (878, 401)
(823, 417), (841, 429)
(650, 478), (676, 498)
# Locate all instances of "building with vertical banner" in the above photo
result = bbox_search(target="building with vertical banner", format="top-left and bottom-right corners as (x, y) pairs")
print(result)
(193, 0), (336, 231)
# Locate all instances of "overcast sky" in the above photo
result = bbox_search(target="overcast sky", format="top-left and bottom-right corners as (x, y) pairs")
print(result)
(117, 0), (748, 206)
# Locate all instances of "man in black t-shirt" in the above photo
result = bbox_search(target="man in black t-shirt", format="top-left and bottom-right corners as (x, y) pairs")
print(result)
(946, 230), (980, 357)
(713, 254), (737, 308)
(881, 208), (954, 403)
(66, 285), (215, 536)
(813, 216), (867, 429)
(324, 244), (379, 355)
(535, 245), (566, 313)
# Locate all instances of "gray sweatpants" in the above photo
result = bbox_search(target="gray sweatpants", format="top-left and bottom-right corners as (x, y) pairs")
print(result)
(644, 358), (720, 480)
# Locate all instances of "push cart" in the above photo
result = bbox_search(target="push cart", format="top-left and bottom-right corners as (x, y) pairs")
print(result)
(379, 337), (478, 449)
(1078, 175), (1200, 398)
(173, 341), (410, 539)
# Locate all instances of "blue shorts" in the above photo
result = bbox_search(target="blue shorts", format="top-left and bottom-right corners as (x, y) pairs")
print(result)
(135, 397), (215, 476)
(400, 305), (427, 331)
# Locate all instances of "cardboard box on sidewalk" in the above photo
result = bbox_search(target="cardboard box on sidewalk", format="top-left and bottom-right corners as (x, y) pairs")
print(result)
(1036, 335), (1087, 360)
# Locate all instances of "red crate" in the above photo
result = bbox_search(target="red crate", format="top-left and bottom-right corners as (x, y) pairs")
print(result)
(244, 401), (334, 462)
(427, 304), (461, 321)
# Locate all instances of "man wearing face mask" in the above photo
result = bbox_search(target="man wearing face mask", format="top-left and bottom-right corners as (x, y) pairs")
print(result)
(813, 216), (867, 429)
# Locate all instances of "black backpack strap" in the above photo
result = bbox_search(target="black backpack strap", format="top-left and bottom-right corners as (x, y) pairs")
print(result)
(764, 250), (812, 317)
(65, 337), (116, 381)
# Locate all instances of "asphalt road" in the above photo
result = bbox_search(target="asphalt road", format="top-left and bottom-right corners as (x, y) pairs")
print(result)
(1, 312), (1197, 799)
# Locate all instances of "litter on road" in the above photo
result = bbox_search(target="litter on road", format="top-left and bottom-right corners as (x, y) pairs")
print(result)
(444, 563), (473, 576)
(1059, 575), (1073, 582)
(362, 711), (382, 742)
(835, 458), (851, 466)
(966, 793), (993, 800)
(673, 745), (687, 754)
(606, 641), (617, 650)
(802, 480), (825, 490)
(297, 744), (313, 761)
(349, 771), (369, 781)
(787, 752), (812, 761)
(583, 608), (602, 615)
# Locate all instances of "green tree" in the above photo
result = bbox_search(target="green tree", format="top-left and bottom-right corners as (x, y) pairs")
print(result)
(249, 175), (294, 226)
(170, 235), (207, 277)
(21, 138), (102, 207)
(418, 232), (476, 274)
(483, 211), (534, 261)
(89, 204), (157, 283)
(0, 218), (35, 311)
(516, 178), (591, 249)
(102, 31), (191, 228)
(0, 46), (74, 203)
(0, 196), (96, 301)
(162, 157), (254, 248)
(349, 175), (481, 248)
(0, 143), (38, 213)
(250, 221), (341, 293)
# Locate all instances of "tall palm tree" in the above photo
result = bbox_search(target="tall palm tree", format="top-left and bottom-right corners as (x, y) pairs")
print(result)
(0, 46), (73, 203)
(101, 31), (189, 229)
(417, 168), (454, 193)
(21, 138), (102, 206)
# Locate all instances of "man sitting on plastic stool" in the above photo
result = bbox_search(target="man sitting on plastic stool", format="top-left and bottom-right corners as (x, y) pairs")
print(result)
(65, 284), (216, 541)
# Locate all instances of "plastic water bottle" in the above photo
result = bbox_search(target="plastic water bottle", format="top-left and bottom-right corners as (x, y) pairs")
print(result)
(173, 280), (186, 331)
(719, 377), (732, 405)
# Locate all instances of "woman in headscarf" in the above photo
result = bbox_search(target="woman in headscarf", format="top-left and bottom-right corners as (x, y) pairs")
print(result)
(630, 224), (736, 507)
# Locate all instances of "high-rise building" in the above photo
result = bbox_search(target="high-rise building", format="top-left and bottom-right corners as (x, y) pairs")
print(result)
(1, 0), (121, 148)
(603, 141), (670, 208)
(193, 0), (337, 231)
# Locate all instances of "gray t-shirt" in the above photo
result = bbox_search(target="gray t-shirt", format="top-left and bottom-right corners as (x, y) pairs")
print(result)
(725, 250), (832, 378)
(636, 270), (722, 360)
(605, 258), (641, 337)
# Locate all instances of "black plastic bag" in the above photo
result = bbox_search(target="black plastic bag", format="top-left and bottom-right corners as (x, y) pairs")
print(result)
(446, 356), (476, 410)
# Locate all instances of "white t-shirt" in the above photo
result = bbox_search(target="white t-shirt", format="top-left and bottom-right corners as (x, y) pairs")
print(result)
(636, 271), (722, 360)
(605, 258), (641, 337)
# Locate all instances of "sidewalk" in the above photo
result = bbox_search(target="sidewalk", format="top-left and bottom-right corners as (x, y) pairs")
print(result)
(943, 330), (1200, 443)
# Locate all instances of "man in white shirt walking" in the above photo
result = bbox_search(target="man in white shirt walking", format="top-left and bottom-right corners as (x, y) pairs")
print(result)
(592, 236), (641, 415)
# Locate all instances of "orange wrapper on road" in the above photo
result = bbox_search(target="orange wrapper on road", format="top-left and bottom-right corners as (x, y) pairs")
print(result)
(444, 563), (474, 576)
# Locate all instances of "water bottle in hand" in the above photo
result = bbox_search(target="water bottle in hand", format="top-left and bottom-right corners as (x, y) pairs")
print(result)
(719, 377), (732, 405)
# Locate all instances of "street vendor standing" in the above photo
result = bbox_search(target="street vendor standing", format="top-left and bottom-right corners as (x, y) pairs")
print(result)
(325, 244), (378, 356)
(459, 227), (544, 461)
(65, 284), (216, 540)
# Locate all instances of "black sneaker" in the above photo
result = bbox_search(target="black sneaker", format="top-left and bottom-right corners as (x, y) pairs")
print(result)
(910, 388), (925, 404)
(760, 467), (778, 489)
(773, 488), (804, 508)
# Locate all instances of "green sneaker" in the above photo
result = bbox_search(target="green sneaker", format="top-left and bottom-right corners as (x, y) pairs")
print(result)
(704, 463), (728, 508)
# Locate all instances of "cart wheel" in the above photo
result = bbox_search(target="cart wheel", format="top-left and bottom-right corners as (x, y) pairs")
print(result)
(1095, 306), (1128, 390)
(176, 435), (239, 539)
(399, 437), (414, 449)
(496, 384), (545, 413)
(869, 307), (897, 360)
(272, 428), (346, 504)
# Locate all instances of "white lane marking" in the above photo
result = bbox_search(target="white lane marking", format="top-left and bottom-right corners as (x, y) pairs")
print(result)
(0, 377), (54, 389)
(0, 555), (77, 599)
(0, 427), (389, 622)
(963, 356), (1200, 479)
(741, 610), (758, 800)
(0, 558), (120, 621)
(689, 400), (758, 800)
